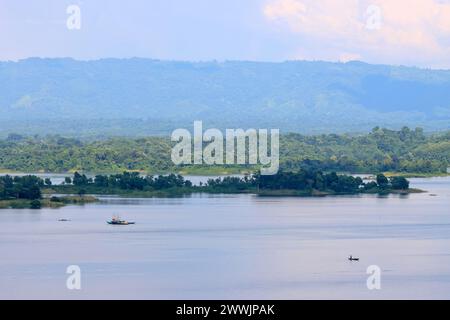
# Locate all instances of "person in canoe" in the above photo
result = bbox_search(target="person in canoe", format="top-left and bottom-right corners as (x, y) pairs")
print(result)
(348, 255), (359, 261)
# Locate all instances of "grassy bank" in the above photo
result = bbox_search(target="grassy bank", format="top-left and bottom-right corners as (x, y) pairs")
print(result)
(0, 196), (98, 209)
(383, 172), (450, 178)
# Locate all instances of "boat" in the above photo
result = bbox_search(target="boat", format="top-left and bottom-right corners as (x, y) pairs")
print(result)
(107, 216), (135, 225)
(348, 255), (359, 261)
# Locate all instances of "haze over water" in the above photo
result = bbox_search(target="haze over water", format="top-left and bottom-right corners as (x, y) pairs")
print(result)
(1, 177), (449, 299)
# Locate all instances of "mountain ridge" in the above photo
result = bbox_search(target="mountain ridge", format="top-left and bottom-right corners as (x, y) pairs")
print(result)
(1, 58), (449, 135)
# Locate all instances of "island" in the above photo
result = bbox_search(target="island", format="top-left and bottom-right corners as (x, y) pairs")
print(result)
(49, 171), (421, 197)
(0, 169), (425, 209)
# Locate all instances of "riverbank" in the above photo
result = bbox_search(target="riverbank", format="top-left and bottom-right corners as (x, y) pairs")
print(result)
(1, 168), (448, 178)
(383, 172), (450, 178)
(43, 185), (425, 199)
(0, 186), (426, 209)
(0, 196), (98, 209)
(251, 188), (425, 197)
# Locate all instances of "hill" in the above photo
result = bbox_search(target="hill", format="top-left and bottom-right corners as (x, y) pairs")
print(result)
(1, 58), (450, 135)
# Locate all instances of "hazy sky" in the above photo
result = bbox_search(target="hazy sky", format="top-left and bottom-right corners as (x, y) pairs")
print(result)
(2, 0), (450, 68)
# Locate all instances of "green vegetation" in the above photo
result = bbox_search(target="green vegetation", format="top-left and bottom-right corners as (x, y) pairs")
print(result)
(1, 170), (421, 208)
(45, 172), (197, 197)
(0, 196), (98, 209)
(45, 171), (419, 198)
(49, 195), (98, 205)
(280, 127), (450, 174)
(0, 127), (448, 175)
(0, 174), (98, 209)
(0, 175), (42, 201)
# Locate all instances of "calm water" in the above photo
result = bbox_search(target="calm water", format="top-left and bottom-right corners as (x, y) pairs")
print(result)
(1, 177), (449, 300)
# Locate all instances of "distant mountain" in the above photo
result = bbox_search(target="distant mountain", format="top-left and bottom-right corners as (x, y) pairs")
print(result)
(0, 58), (449, 136)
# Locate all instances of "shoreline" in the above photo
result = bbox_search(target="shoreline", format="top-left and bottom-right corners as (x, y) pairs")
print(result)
(0, 170), (434, 209)
(1, 169), (449, 178)
(0, 187), (427, 209)
(0, 196), (98, 209)
(43, 185), (426, 198)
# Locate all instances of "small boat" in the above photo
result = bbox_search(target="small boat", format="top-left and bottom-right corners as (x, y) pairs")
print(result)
(348, 255), (359, 262)
(58, 219), (71, 222)
(107, 216), (135, 225)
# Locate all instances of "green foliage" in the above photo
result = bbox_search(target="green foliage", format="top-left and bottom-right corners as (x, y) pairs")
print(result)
(0, 127), (448, 174)
(390, 176), (410, 190)
(279, 127), (449, 174)
(255, 170), (365, 194)
(73, 172), (90, 186)
(50, 196), (62, 202)
(53, 171), (411, 196)
(376, 174), (389, 189)
(30, 200), (41, 209)
(90, 172), (192, 190)
(0, 136), (173, 173)
(0, 175), (43, 200)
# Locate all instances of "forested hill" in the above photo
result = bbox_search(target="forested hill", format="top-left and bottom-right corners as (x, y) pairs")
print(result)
(1, 58), (450, 135)
(1, 127), (448, 174)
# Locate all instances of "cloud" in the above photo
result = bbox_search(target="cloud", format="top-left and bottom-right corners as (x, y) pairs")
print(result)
(263, 0), (450, 68)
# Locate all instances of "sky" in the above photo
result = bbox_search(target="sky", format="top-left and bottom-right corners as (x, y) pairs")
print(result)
(1, 0), (450, 68)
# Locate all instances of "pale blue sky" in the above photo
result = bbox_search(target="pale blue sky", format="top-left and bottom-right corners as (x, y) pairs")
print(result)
(1, 0), (450, 68)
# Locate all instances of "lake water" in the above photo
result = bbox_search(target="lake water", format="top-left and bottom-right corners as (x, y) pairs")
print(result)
(1, 177), (449, 300)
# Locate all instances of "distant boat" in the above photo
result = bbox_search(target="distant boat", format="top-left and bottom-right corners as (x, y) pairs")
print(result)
(348, 255), (359, 261)
(58, 219), (71, 222)
(107, 216), (135, 225)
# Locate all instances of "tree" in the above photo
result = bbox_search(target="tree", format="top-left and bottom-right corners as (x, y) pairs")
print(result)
(364, 181), (378, 190)
(65, 177), (72, 184)
(30, 200), (42, 209)
(0, 175), (42, 200)
(26, 185), (42, 200)
(44, 178), (52, 186)
(94, 175), (109, 187)
(390, 176), (409, 190)
(73, 172), (89, 186)
(376, 173), (389, 189)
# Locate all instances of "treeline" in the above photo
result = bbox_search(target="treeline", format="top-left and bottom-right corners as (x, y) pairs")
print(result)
(0, 127), (448, 174)
(0, 175), (43, 201)
(66, 171), (193, 190)
(57, 170), (410, 195)
(256, 171), (409, 193)
(0, 171), (410, 200)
